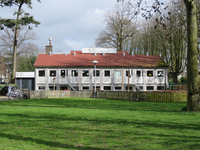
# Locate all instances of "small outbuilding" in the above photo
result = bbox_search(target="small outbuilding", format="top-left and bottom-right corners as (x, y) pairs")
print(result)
(16, 72), (35, 90)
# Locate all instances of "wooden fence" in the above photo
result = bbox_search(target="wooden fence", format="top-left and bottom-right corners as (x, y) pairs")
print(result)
(24, 90), (187, 103)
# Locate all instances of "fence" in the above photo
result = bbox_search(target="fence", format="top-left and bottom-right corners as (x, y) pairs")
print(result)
(24, 90), (187, 103)
(168, 83), (187, 91)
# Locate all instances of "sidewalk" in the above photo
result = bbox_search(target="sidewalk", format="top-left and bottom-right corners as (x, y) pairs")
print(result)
(0, 96), (8, 101)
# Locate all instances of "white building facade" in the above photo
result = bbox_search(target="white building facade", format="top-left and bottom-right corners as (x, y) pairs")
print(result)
(34, 46), (168, 91)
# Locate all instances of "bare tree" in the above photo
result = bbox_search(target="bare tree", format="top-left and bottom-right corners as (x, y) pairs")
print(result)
(95, 1), (138, 51)
(0, 26), (40, 80)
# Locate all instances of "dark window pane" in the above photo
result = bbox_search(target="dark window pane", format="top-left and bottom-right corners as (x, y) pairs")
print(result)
(147, 71), (153, 77)
(61, 70), (65, 77)
(147, 86), (154, 90)
(50, 70), (56, 77)
(39, 70), (45, 77)
(105, 70), (110, 77)
(157, 86), (164, 90)
(72, 70), (78, 77)
(126, 86), (133, 91)
(93, 86), (100, 91)
(82, 70), (89, 77)
(93, 70), (100, 77)
(104, 86), (111, 90)
(82, 86), (89, 90)
(115, 86), (121, 90)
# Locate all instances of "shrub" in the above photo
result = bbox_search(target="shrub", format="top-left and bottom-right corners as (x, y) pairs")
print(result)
(0, 84), (17, 96)
(181, 77), (187, 83)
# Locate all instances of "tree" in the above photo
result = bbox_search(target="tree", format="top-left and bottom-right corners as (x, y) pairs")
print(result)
(0, 26), (40, 80)
(117, 0), (199, 111)
(17, 55), (37, 72)
(0, 0), (40, 83)
(95, 2), (138, 51)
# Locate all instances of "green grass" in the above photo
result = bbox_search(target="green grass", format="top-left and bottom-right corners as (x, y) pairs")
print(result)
(0, 98), (200, 150)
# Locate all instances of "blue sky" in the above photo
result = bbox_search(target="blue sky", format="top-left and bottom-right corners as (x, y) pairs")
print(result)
(0, 0), (168, 54)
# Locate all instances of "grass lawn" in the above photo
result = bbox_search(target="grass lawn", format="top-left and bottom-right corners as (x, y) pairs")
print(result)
(0, 98), (200, 150)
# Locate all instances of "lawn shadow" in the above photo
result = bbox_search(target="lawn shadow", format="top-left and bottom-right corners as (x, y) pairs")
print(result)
(0, 132), (110, 150)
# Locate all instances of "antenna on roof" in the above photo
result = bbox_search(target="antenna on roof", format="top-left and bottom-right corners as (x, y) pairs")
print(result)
(49, 38), (52, 46)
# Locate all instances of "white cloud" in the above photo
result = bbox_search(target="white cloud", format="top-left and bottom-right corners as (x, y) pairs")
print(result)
(0, 0), (170, 54)
(64, 39), (86, 50)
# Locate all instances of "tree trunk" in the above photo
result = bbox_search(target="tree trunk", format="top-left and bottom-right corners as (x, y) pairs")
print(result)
(12, 2), (23, 84)
(184, 0), (200, 111)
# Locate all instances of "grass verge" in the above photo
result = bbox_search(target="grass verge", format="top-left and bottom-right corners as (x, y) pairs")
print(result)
(0, 98), (199, 150)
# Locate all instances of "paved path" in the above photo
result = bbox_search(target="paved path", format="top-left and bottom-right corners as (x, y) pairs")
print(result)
(0, 96), (8, 101)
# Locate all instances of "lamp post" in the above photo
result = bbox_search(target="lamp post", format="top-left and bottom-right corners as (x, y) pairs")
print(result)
(92, 60), (99, 98)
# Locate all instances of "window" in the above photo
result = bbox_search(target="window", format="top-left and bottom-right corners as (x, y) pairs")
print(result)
(126, 70), (131, 77)
(73, 86), (79, 90)
(137, 70), (143, 77)
(157, 86), (164, 90)
(49, 86), (57, 90)
(104, 86), (111, 91)
(115, 86), (121, 91)
(147, 86), (154, 90)
(50, 70), (56, 77)
(147, 71), (153, 77)
(72, 70), (78, 77)
(139, 86), (143, 90)
(105, 70), (110, 77)
(39, 70), (45, 77)
(115, 70), (121, 77)
(82, 86), (89, 90)
(157, 71), (164, 77)
(126, 86), (133, 91)
(39, 86), (45, 90)
(93, 70), (100, 77)
(61, 70), (65, 77)
(82, 70), (89, 77)
(93, 86), (100, 91)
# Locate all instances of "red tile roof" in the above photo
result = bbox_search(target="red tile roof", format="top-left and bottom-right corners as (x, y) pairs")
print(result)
(34, 51), (168, 68)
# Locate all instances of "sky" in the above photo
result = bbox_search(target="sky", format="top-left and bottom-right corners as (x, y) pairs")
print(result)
(0, 0), (167, 54)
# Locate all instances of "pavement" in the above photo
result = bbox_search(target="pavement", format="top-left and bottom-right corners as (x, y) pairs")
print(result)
(0, 96), (8, 101)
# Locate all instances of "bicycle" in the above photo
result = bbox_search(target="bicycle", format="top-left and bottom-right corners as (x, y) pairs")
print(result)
(131, 91), (147, 102)
(6, 86), (26, 100)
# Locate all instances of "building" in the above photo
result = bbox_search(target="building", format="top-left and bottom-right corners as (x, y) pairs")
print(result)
(16, 72), (35, 90)
(33, 40), (168, 91)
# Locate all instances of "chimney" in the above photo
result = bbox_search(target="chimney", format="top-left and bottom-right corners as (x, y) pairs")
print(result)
(46, 38), (53, 55)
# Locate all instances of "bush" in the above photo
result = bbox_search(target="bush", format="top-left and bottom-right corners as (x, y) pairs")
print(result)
(0, 84), (17, 96)
(181, 77), (187, 83)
